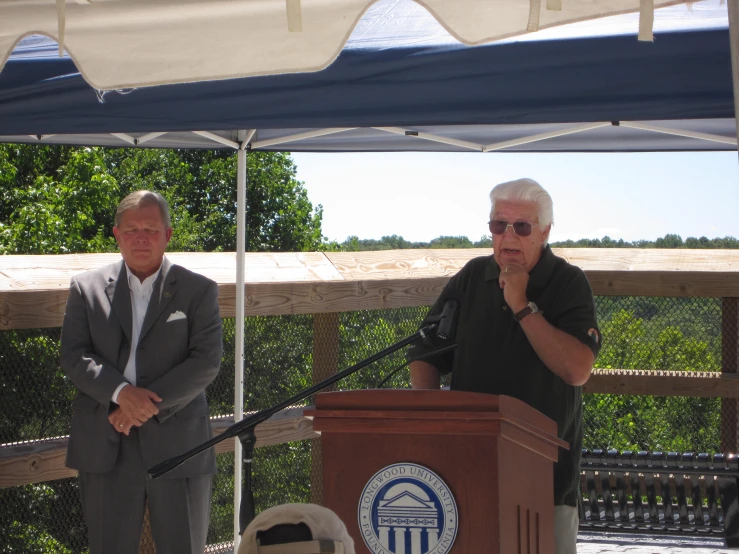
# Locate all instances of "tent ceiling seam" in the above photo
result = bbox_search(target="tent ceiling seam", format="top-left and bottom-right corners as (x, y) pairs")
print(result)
(251, 128), (355, 149)
(483, 122), (611, 151)
(136, 132), (166, 146)
(192, 131), (240, 149)
(372, 127), (483, 151)
(110, 132), (135, 146)
(619, 121), (737, 146)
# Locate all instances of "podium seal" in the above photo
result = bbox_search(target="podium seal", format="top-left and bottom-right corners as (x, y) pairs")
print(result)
(357, 463), (458, 554)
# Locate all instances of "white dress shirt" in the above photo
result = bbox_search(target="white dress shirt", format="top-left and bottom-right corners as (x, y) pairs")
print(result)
(111, 262), (162, 403)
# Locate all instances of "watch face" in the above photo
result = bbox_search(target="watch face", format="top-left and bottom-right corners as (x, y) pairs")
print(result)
(529, 302), (538, 313)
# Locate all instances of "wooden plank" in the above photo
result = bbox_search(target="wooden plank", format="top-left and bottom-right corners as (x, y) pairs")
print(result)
(5, 270), (737, 330)
(556, 248), (739, 271)
(325, 249), (488, 280)
(1, 276), (449, 329)
(310, 313), (340, 505)
(4, 367), (739, 488)
(0, 252), (343, 291)
(5, 249), (739, 293)
(584, 369), (739, 398)
(5, 249), (739, 330)
(0, 408), (316, 488)
(0, 437), (76, 486)
(0, 289), (69, 330)
(221, 277), (447, 317)
(585, 270), (739, 298)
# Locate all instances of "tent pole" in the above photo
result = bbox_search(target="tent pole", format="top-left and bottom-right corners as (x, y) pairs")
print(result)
(233, 134), (248, 552)
(730, 0), (739, 157)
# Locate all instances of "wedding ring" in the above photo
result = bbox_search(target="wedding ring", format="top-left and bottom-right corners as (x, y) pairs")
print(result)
(118, 424), (123, 428)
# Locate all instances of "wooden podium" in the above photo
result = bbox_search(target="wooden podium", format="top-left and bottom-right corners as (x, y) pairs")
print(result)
(305, 390), (567, 554)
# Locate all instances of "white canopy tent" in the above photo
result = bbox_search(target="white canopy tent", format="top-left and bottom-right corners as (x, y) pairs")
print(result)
(0, 0), (706, 90)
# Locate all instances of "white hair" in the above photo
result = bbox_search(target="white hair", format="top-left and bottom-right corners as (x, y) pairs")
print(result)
(489, 178), (554, 228)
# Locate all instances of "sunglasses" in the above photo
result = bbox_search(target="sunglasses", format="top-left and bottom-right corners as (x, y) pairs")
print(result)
(488, 220), (539, 237)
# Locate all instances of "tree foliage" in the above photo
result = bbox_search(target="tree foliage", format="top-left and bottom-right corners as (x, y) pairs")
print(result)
(336, 232), (739, 251)
(1, 144), (327, 255)
(340, 234), (491, 251)
(0, 147), (118, 254)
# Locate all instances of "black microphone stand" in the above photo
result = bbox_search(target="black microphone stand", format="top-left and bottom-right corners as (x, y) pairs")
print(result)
(148, 321), (440, 532)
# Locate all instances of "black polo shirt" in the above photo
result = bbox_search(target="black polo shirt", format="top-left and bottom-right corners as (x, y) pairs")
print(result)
(408, 246), (601, 507)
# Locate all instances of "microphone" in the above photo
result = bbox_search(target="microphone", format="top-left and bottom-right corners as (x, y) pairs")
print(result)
(436, 292), (462, 341)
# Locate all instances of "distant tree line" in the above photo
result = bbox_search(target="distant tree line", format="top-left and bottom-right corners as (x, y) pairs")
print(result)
(551, 234), (739, 249)
(338, 234), (491, 250)
(337, 233), (739, 251)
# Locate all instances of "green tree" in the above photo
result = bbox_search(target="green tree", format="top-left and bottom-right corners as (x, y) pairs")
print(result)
(102, 149), (326, 252)
(654, 233), (683, 248)
(0, 147), (118, 254)
(429, 236), (474, 249)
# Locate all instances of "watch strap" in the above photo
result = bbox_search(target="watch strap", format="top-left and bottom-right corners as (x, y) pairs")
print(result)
(515, 305), (533, 321)
(515, 302), (538, 322)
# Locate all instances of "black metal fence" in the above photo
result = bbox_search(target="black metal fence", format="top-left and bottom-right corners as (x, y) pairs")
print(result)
(0, 296), (732, 552)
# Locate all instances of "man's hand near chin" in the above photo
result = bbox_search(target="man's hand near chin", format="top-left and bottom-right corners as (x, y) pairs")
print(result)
(498, 263), (529, 312)
(117, 385), (162, 426)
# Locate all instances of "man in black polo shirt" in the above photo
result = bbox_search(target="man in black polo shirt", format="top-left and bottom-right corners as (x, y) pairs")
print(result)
(409, 178), (601, 554)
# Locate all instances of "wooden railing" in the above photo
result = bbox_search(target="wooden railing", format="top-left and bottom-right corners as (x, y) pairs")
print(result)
(0, 408), (318, 488)
(3, 248), (739, 490)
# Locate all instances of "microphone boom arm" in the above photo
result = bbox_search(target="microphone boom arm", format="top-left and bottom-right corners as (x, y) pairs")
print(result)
(148, 322), (439, 479)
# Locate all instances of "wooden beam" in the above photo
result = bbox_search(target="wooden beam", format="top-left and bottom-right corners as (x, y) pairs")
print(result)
(4, 368), (739, 489)
(584, 369), (739, 398)
(0, 277), (451, 330)
(0, 408), (317, 489)
(310, 313), (340, 505)
(4, 249), (739, 330)
(221, 277), (450, 317)
(585, 270), (739, 298)
(0, 437), (75, 486)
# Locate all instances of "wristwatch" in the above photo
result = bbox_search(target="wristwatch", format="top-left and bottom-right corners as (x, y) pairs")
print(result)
(514, 301), (539, 322)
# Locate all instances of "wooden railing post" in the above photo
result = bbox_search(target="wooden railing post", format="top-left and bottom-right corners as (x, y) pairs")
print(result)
(722, 297), (739, 453)
(310, 312), (340, 505)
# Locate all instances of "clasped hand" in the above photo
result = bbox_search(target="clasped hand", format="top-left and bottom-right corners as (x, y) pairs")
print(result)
(108, 385), (162, 435)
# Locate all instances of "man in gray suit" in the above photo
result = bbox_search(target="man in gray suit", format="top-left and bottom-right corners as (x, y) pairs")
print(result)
(61, 190), (223, 554)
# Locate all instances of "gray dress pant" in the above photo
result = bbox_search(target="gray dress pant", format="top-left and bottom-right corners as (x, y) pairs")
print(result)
(79, 429), (212, 554)
(554, 505), (579, 554)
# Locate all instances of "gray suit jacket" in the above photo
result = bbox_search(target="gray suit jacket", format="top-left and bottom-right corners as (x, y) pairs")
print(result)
(61, 257), (223, 479)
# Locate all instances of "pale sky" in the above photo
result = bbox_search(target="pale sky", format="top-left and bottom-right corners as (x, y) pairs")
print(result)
(292, 0), (737, 246)
(292, 151), (739, 244)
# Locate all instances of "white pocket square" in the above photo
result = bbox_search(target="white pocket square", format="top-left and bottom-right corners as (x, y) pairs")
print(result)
(166, 310), (186, 323)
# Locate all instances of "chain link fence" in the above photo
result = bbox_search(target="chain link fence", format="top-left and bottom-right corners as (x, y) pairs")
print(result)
(586, 296), (724, 454)
(0, 297), (733, 552)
